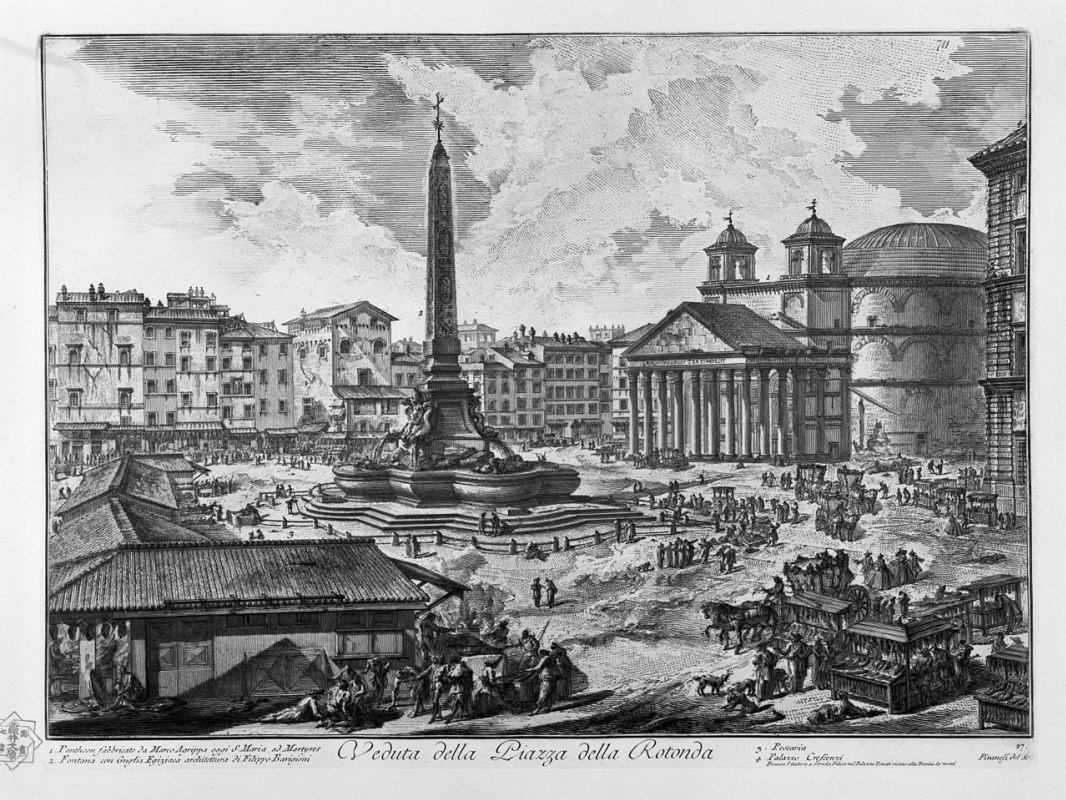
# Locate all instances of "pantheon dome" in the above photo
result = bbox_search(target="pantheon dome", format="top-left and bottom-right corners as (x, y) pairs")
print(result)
(844, 222), (987, 456)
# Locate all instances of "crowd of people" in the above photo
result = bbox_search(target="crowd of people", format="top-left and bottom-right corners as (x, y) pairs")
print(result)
(860, 548), (924, 590)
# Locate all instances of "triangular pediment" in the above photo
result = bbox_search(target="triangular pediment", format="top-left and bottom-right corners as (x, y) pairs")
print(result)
(625, 309), (739, 357)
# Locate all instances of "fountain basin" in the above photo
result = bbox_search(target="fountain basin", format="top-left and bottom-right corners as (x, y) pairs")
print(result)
(451, 469), (544, 508)
(388, 468), (459, 507)
(332, 465), (396, 502)
(535, 465), (582, 502)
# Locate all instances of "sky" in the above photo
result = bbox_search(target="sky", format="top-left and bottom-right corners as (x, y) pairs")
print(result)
(44, 34), (1027, 340)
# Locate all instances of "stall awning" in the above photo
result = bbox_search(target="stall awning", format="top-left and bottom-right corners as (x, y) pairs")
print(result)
(109, 424), (145, 433)
(960, 573), (1026, 594)
(54, 422), (110, 432)
(223, 420), (259, 434)
(175, 421), (224, 432)
(298, 422), (329, 434)
(265, 428), (300, 436)
(333, 385), (413, 401)
(845, 616), (956, 645)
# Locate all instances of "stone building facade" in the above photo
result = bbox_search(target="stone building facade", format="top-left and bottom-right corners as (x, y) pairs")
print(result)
(970, 123), (1028, 514)
(49, 286), (294, 459)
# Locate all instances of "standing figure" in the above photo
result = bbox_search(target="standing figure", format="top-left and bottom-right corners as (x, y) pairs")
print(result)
(545, 579), (558, 609)
(531, 577), (542, 608)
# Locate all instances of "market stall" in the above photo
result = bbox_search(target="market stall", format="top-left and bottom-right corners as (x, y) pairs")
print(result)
(913, 477), (955, 511)
(830, 616), (959, 714)
(960, 574), (1026, 637)
(966, 492), (999, 527)
(977, 642), (1029, 732)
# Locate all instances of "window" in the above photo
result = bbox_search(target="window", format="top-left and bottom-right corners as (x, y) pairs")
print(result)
(206, 356), (216, 371)
(487, 382), (497, 394)
(516, 380), (527, 393)
(146, 380), (157, 394)
(373, 340), (386, 355)
(488, 400), (497, 412)
(67, 348), (80, 365)
(259, 369), (268, 384)
(833, 319), (841, 329)
(181, 392), (192, 408)
(147, 412), (157, 425)
(357, 369), (371, 385)
(589, 403), (598, 414)
(145, 326), (155, 339)
(339, 339), (351, 354)
(242, 344), (252, 354)
(968, 319), (976, 329)
(1015, 228), (1027, 274)
(221, 405), (232, 419)
(244, 382), (253, 396)
(108, 309), (118, 324)
(501, 381), (510, 394)
(517, 397), (527, 410)
(68, 390), (80, 407)
(318, 344), (327, 359)
(618, 376), (627, 390)
(48, 379), (56, 402)
(1014, 331), (1027, 376)
(790, 248), (804, 275)
(866, 316), (878, 328)
(279, 343), (288, 356)
(207, 393), (218, 409)
(165, 353), (175, 367)
(231, 378), (242, 395)
(278, 369), (287, 385)
(566, 387), (574, 400)
(180, 356), (191, 372)
(259, 399), (268, 415)
(222, 356), (232, 370)
(259, 343), (267, 357)
(166, 379), (176, 394)
(180, 331), (191, 347)
(206, 332), (216, 348)
(166, 411), (175, 425)
(242, 356), (253, 370)
(1015, 170), (1027, 193)
(501, 400), (511, 412)
(566, 404), (575, 415)
(118, 389), (132, 409)
(75, 309), (86, 324)
(566, 369), (575, 380)
(279, 399), (287, 414)
(532, 414), (541, 425)
(565, 355), (574, 364)
(226, 614), (270, 629)
(145, 352), (156, 367)
(244, 404), (254, 419)
(620, 398), (628, 411)
(518, 414), (527, 425)
(574, 369), (583, 379)
(532, 398), (541, 409)
(533, 382), (542, 393)
(164, 327), (174, 339)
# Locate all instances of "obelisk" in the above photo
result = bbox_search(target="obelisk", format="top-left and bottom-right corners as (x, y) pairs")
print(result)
(418, 93), (488, 459)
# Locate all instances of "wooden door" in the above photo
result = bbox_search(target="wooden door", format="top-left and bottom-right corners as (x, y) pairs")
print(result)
(146, 618), (214, 698)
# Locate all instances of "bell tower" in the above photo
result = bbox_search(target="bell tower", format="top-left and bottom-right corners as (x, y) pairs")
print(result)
(698, 211), (759, 303)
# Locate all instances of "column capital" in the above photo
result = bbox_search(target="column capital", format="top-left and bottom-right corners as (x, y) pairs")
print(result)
(666, 370), (680, 385)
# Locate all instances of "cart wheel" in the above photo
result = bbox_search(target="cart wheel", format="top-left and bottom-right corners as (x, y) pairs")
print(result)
(844, 585), (872, 619)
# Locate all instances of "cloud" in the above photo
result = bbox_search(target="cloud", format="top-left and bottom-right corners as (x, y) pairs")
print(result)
(385, 36), (979, 331)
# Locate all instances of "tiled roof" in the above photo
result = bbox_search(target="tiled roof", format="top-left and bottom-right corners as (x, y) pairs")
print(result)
(609, 322), (654, 345)
(49, 539), (430, 614)
(970, 123), (1027, 164)
(55, 458), (126, 516)
(284, 301), (398, 325)
(221, 320), (292, 340)
(123, 460), (179, 509)
(333, 385), (413, 400)
(846, 223), (986, 252)
(391, 353), (425, 365)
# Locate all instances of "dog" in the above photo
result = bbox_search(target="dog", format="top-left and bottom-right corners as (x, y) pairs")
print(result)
(693, 670), (732, 696)
(731, 678), (756, 696)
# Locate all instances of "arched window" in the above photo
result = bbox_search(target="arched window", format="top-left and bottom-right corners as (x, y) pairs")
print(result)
(708, 256), (722, 280)
(488, 400), (496, 412)
(119, 348), (130, 367)
(820, 249), (835, 273)
(372, 339), (385, 355)
(339, 339), (351, 354)
(790, 249), (804, 275)
(68, 348), (80, 366)
(735, 256), (749, 279)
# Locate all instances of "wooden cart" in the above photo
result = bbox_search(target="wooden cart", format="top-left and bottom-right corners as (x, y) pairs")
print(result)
(960, 574), (1026, 637)
(977, 642), (1029, 732)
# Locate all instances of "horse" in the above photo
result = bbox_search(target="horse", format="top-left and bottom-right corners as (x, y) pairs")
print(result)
(702, 598), (779, 654)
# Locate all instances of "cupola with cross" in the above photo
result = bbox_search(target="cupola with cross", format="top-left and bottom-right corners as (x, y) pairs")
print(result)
(702, 211), (759, 284)
(782, 199), (846, 277)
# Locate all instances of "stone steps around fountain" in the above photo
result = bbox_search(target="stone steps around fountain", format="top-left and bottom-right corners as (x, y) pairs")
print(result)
(302, 498), (652, 536)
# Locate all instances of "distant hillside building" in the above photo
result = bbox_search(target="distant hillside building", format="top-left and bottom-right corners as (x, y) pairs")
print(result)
(458, 319), (499, 350)
(589, 324), (625, 342)
(970, 123), (1028, 514)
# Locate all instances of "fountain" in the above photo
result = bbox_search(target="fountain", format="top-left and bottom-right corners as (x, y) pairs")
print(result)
(304, 96), (630, 534)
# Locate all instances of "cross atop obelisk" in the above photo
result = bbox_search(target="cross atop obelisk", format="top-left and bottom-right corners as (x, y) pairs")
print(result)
(432, 92), (445, 143)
